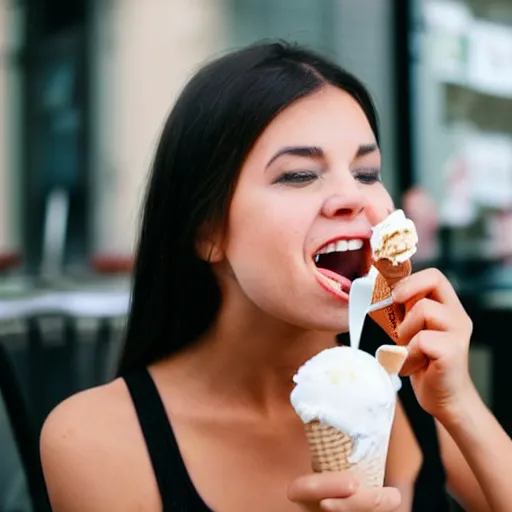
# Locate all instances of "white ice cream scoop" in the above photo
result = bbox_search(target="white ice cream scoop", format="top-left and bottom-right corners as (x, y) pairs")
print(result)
(370, 209), (418, 264)
(290, 345), (407, 463)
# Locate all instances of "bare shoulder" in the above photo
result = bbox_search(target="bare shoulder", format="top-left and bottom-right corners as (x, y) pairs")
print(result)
(40, 378), (160, 511)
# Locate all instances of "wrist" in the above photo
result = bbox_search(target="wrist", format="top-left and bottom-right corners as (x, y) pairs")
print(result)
(435, 383), (484, 431)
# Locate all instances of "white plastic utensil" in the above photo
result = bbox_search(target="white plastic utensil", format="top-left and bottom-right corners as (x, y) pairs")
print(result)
(348, 268), (395, 350)
(348, 269), (377, 350)
(366, 296), (394, 313)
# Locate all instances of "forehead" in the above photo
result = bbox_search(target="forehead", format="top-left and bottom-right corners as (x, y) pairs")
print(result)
(252, 85), (377, 157)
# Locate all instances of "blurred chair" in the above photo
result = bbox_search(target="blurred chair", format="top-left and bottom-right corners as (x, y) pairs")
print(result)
(0, 289), (128, 510)
(0, 342), (51, 511)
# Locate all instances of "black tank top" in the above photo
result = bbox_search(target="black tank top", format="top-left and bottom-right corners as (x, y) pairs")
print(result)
(124, 368), (212, 511)
(124, 331), (451, 511)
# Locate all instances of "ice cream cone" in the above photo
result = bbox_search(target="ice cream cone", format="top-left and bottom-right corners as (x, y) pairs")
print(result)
(373, 259), (412, 289)
(367, 274), (401, 344)
(305, 420), (386, 487)
(367, 260), (412, 345)
(291, 347), (398, 489)
(376, 345), (408, 375)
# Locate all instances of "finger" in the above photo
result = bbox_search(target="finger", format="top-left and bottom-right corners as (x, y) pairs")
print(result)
(320, 487), (401, 511)
(413, 330), (464, 362)
(288, 472), (359, 503)
(396, 298), (453, 343)
(392, 268), (461, 308)
(401, 331), (460, 376)
(400, 349), (428, 377)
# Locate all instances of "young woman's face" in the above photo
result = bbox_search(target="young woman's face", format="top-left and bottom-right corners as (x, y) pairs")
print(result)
(220, 85), (393, 333)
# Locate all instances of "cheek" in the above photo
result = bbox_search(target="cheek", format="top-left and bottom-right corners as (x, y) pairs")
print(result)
(226, 203), (302, 263)
(225, 192), (279, 263)
(227, 187), (310, 256)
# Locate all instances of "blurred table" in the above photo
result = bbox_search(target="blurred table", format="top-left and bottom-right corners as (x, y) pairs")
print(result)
(0, 289), (130, 320)
(0, 278), (131, 427)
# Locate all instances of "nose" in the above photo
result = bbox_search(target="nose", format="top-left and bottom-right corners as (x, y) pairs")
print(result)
(366, 203), (393, 226)
(321, 179), (368, 219)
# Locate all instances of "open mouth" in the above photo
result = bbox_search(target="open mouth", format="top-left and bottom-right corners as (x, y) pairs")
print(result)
(313, 238), (371, 298)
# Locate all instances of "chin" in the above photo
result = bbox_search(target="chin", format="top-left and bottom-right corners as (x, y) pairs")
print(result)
(298, 312), (349, 334)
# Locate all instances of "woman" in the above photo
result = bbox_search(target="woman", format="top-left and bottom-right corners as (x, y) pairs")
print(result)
(40, 41), (512, 511)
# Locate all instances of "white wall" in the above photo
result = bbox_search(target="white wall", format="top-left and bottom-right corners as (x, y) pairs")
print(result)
(89, 0), (227, 255)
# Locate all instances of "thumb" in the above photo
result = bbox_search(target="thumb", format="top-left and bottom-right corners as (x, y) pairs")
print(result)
(288, 472), (359, 503)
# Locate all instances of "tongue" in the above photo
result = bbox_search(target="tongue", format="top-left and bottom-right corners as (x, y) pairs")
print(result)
(317, 268), (352, 290)
(317, 251), (362, 280)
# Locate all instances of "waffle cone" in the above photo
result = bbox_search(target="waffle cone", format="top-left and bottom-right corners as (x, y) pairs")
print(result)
(368, 259), (412, 345)
(304, 421), (386, 487)
(373, 259), (412, 289)
(376, 345), (408, 375)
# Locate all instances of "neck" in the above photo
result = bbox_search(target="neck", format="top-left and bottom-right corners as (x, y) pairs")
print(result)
(165, 307), (341, 419)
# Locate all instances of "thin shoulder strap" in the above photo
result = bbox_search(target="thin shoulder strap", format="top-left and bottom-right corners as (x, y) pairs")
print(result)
(123, 368), (211, 512)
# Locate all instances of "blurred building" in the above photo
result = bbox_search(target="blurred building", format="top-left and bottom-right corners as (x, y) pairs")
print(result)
(1, 3), (512, 509)
(0, 0), (399, 276)
(3, 0), (512, 279)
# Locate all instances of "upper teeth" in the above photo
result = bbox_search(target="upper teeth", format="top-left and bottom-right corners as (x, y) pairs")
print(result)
(316, 239), (364, 256)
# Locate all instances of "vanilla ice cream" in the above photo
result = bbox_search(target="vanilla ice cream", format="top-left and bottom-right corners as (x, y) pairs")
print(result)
(290, 346), (401, 465)
(370, 209), (418, 265)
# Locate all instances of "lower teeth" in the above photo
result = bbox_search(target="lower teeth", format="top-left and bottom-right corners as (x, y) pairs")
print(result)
(327, 279), (342, 291)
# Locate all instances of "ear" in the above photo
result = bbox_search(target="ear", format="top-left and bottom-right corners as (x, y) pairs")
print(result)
(195, 225), (224, 263)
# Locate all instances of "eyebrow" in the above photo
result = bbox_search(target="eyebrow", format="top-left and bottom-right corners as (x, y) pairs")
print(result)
(265, 143), (379, 169)
(356, 143), (378, 158)
(266, 146), (323, 168)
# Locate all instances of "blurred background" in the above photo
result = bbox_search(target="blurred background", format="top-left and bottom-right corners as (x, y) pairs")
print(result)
(1, 0), (512, 510)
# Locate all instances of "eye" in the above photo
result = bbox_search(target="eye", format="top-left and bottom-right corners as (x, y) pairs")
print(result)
(274, 170), (320, 185)
(353, 168), (381, 185)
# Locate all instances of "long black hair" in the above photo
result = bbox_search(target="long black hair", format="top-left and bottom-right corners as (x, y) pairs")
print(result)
(117, 40), (380, 374)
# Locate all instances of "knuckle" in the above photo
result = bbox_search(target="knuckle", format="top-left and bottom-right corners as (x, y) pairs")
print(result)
(418, 299), (432, 320)
(429, 267), (444, 283)
(375, 488), (401, 511)
(373, 489), (384, 508)
(409, 298), (426, 320)
(464, 315), (473, 336)
(414, 329), (428, 345)
(454, 312), (472, 342)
